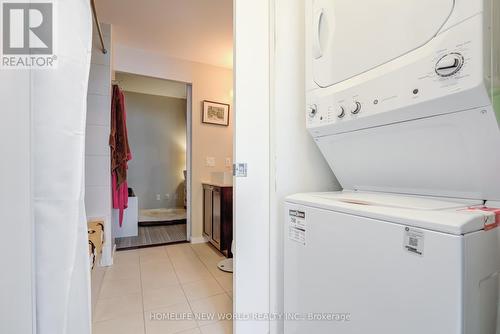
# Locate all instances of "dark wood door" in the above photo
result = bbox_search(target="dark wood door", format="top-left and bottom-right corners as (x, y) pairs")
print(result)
(212, 188), (221, 247)
(203, 186), (213, 238)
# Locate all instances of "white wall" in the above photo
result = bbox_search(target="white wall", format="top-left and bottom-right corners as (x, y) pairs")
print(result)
(0, 68), (34, 334)
(113, 45), (233, 241)
(270, 1), (341, 332)
(85, 23), (113, 266)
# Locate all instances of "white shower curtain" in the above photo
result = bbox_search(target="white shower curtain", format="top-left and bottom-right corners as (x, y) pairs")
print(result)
(33, 0), (93, 333)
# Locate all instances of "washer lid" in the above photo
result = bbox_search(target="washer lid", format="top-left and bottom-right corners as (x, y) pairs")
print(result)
(286, 191), (494, 235)
(315, 191), (479, 210)
(311, 0), (455, 87)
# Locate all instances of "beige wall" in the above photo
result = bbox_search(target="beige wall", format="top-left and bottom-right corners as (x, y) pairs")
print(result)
(113, 45), (233, 239)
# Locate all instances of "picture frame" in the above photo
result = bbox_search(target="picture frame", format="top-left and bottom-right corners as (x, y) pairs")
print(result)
(202, 100), (230, 126)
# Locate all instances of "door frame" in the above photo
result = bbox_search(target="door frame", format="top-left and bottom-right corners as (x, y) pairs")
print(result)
(113, 71), (193, 242)
(186, 84), (193, 241)
(233, 0), (272, 333)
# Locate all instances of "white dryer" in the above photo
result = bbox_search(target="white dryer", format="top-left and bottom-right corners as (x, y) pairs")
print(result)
(285, 0), (500, 333)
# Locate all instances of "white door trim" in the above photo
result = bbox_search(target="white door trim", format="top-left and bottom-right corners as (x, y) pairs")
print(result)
(233, 0), (272, 333)
(186, 84), (193, 241)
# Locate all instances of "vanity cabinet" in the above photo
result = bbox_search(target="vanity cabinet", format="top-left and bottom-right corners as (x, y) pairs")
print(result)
(202, 183), (233, 257)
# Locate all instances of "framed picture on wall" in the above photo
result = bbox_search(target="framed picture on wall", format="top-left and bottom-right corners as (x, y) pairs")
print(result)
(202, 100), (230, 126)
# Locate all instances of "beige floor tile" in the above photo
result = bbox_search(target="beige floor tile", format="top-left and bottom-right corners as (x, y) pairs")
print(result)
(141, 259), (174, 273)
(166, 244), (199, 262)
(94, 294), (143, 322)
(145, 302), (198, 334)
(113, 250), (140, 266)
(99, 277), (142, 299)
(141, 269), (179, 292)
(141, 246), (168, 256)
(175, 264), (213, 284)
(189, 242), (208, 252)
(199, 321), (233, 334)
(214, 275), (232, 292)
(182, 278), (225, 301)
(190, 243), (215, 256)
(177, 328), (202, 334)
(191, 244), (225, 264)
(140, 246), (169, 263)
(104, 263), (141, 282)
(190, 294), (232, 326)
(204, 260), (232, 279)
(143, 285), (188, 311)
(93, 312), (145, 334)
(169, 253), (201, 267)
(95, 244), (235, 333)
(226, 290), (233, 299)
(173, 257), (208, 271)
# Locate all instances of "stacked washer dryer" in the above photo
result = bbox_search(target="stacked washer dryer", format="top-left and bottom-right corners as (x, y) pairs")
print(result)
(284, 1), (500, 333)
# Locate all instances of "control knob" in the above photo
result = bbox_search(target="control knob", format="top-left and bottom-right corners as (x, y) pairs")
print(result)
(435, 53), (464, 77)
(350, 101), (361, 115)
(337, 106), (345, 119)
(307, 104), (318, 118)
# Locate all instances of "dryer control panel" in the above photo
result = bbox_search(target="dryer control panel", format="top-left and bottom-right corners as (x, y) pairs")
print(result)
(306, 14), (490, 137)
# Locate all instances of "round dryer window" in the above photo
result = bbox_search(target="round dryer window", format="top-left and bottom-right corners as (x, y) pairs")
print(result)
(311, 0), (455, 87)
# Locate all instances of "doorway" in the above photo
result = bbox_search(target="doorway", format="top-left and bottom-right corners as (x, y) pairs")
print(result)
(89, 1), (236, 333)
(112, 72), (191, 250)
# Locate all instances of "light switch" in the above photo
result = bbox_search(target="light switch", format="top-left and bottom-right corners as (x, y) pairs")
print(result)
(206, 157), (216, 167)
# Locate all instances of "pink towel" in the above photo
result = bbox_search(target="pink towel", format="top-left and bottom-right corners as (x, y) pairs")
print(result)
(110, 85), (132, 226)
(112, 174), (129, 226)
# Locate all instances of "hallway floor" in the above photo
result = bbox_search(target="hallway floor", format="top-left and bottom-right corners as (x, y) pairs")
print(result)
(115, 224), (187, 250)
(93, 243), (233, 334)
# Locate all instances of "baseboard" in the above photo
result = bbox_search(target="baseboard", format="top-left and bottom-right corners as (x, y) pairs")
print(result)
(190, 236), (209, 244)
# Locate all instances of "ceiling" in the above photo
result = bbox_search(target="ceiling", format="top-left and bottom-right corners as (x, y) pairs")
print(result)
(96, 0), (233, 69)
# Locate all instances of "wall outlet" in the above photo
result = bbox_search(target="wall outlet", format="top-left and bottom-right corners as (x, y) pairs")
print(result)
(225, 157), (232, 167)
(156, 194), (161, 201)
(206, 157), (216, 167)
(165, 193), (170, 200)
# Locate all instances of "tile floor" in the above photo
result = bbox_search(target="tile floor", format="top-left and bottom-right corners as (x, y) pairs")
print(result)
(93, 242), (233, 334)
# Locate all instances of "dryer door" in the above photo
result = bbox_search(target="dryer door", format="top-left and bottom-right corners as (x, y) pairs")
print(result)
(311, 0), (455, 87)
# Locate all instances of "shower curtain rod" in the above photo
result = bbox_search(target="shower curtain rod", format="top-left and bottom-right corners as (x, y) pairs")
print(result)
(90, 0), (107, 54)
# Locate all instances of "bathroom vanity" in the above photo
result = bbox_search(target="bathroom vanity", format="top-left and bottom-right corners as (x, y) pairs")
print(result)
(202, 183), (233, 257)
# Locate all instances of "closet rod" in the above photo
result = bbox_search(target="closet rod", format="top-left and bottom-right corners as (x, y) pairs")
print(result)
(90, 0), (107, 54)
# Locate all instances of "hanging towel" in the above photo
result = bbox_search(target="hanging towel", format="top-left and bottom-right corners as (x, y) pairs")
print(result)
(110, 84), (132, 226)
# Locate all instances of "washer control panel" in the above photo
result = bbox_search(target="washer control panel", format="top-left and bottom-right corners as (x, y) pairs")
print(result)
(307, 98), (364, 125)
(306, 36), (480, 131)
